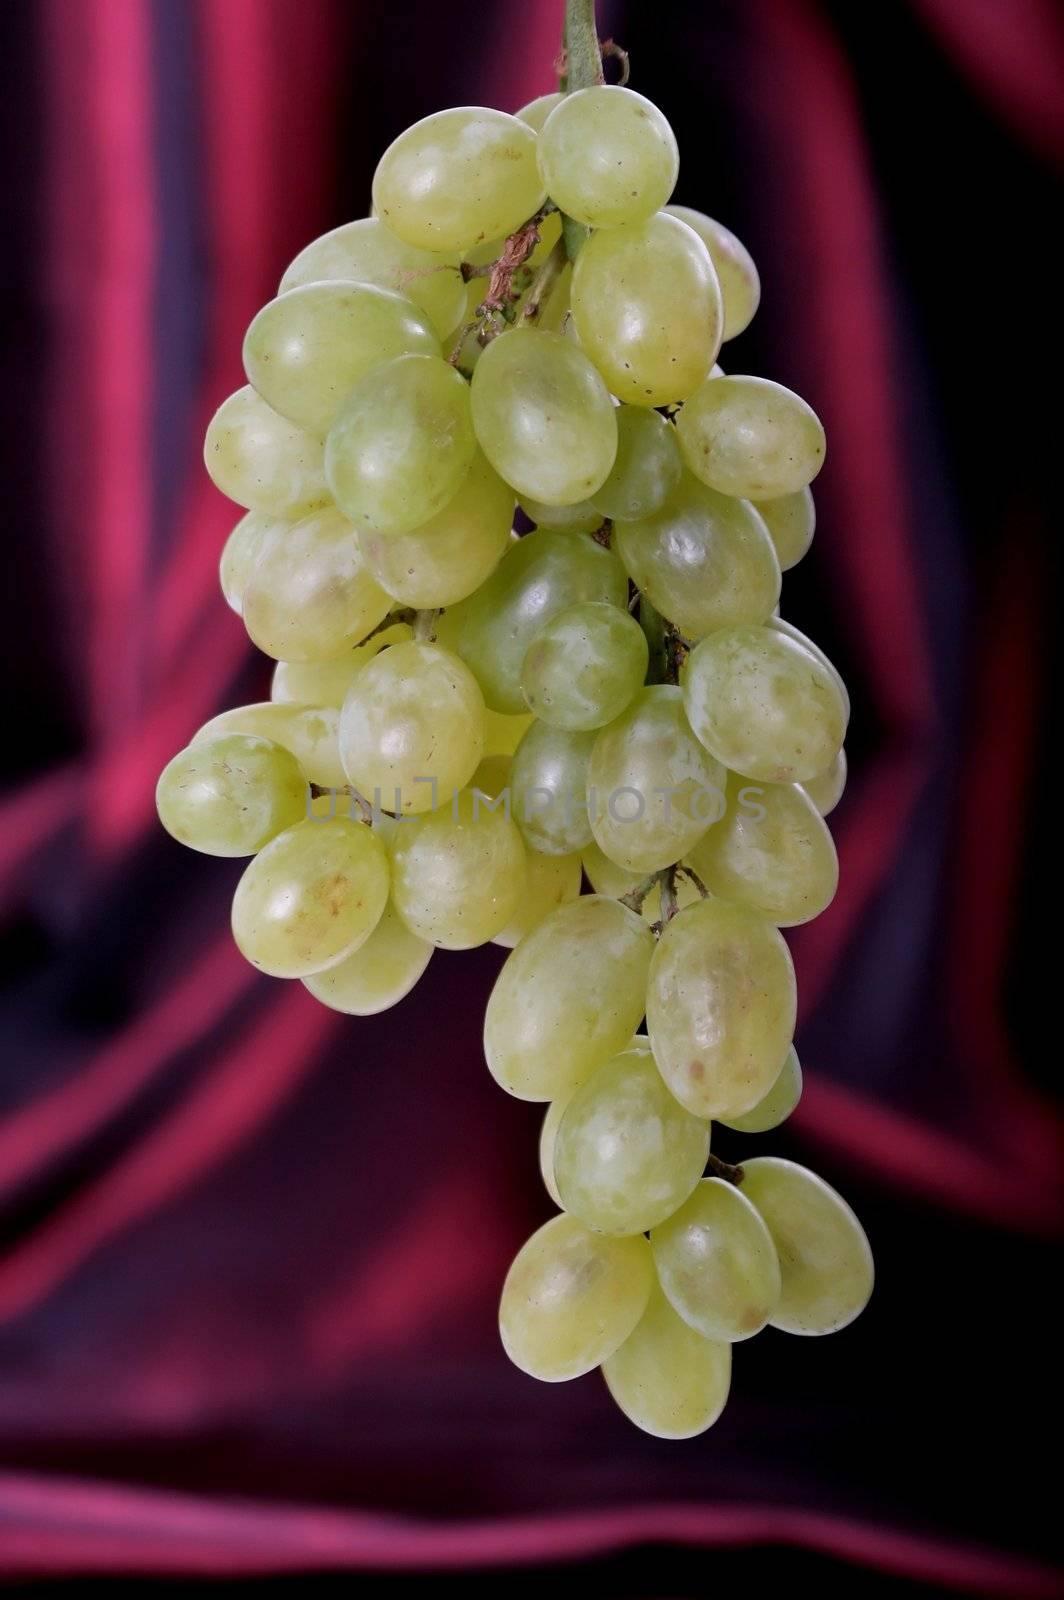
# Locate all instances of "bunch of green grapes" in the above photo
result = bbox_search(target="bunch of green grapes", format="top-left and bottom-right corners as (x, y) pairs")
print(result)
(158, 16), (871, 1437)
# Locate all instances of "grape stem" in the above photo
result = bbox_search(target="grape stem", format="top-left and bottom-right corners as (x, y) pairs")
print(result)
(705, 1153), (745, 1186)
(448, 204), (558, 368)
(677, 863), (711, 898)
(308, 783), (373, 826)
(413, 608), (440, 642)
(521, 235), (568, 323)
(619, 872), (661, 914)
(557, 0), (604, 261)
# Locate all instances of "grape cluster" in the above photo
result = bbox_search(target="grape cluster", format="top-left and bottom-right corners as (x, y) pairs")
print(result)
(158, 71), (872, 1438)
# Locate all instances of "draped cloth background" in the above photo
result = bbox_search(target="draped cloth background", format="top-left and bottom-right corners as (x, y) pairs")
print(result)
(1, 0), (1061, 1591)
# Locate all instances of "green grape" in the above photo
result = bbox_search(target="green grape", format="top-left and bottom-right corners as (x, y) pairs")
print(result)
(510, 721), (596, 855)
(156, 735), (306, 857)
(517, 496), (603, 534)
(554, 1046), (710, 1235)
(720, 1046), (802, 1133)
(484, 707), (534, 758)
(602, 1282), (731, 1439)
(580, 840), (701, 927)
(685, 772), (839, 927)
(587, 685), (726, 875)
(664, 207), (760, 340)
(302, 898), (432, 1014)
(645, 897), (796, 1118)
(372, 107), (545, 252)
(242, 507), (390, 663)
(538, 1093), (572, 1207)
(389, 787), (526, 948)
(682, 624), (848, 784)
(498, 1213), (653, 1382)
(271, 621), (413, 709)
(219, 510), (280, 615)
(278, 217), (466, 341)
(325, 353), (476, 537)
(339, 640), (485, 815)
(452, 526), (627, 714)
(766, 615), (850, 724)
(204, 386), (330, 516)
(651, 1177), (782, 1342)
(515, 91), (562, 132)
(492, 848), (582, 948)
(243, 282), (439, 437)
(192, 702), (345, 789)
(677, 374), (826, 499)
(357, 451), (513, 608)
(741, 1157), (874, 1335)
(484, 895), (655, 1100)
(754, 486), (816, 571)
(614, 476), (780, 640)
(570, 212), (722, 406)
(590, 407), (682, 522)
(231, 816), (389, 978)
(801, 747), (847, 817)
(470, 328), (617, 506)
(521, 601), (648, 731)
(537, 87), (678, 229)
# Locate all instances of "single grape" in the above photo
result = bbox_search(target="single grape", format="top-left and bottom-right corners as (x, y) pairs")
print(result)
(242, 507), (390, 663)
(515, 92), (562, 132)
(271, 621), (413, 709)
(389, 787), (526, 948)
(521, 601), (648, 731)
(538, 1093), (572, 1207)
(720, 1046), (802, 1133)
(766, 615), (850, 724)
(741, 1157), (874, 1335)
(517, 497), (603, 534)
(580, 840), (701, 927)
(590, 407), (682, 523)
(510, 721), (597, 855)
(754, 486), (816, 571)
(602, 1282), (731, 1439)
(677, 374), (826, 499)
(498, 1213), (653, 1381)
(484, 895), (655, 1100)
(553, 1046), (710, 1235)
(492, 848), (582, 948)
(614, 475), (781, 640)
(231, 816), (389, 978)
(571, 212), (722, 406)
(279, 216), (466, 341)
(801, 747), (848, 817)
(664, 206), (760, 339)
(219, 510), (281, 615)
(156, 735), (306, 857)
(651, 1177), (782, 1342)
(682, 624), (847, 784)
(192, 703), (345, 789)
(339, 640), (485, 815)
(470, 328), (618, 506)
(302, 899), (432, 1014)
(372, 107), (545, 252)
(646, 897), (796, 1118)
(537, 86), (678, 229)
(204, 386), (329, 516)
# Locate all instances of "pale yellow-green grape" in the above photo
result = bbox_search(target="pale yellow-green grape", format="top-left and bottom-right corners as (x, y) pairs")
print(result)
(537, 87), (678, 228)
(271, 621), (413, 709)
(242, 508), (390, 663)
(754, 486), (816, 571)
(339, 640), (484, 815)
(554, 1047), (710, 1235)
(301, 899), (432, 1014)
(614, 476), (780, 640)
(219, 510), (280, 615)
(720, 1046), (802, 1133)
(389, 788), (526, 948)
(602, 1282), (731, 1439)
(372, 106), (545, 252)
(677, 374), (826, 499)
(741, 1157), (874, 1335)
(492, 849), (582, 948)
(156, 735), (306, 857)
(517, 497), (603, 534)
(453, 527), (627, 713)
(470, 328), (618, 506)
(325, 354), (476, 537)
(651, 1177), (782, 1342)
(521, 602), (648, 731)
(537, 260), (573, 335)
(685, 772), (839, 927)
(664, 206), (760, 340)
(510, 721), (597, 854)
(538, 1093), (572, 1207)
(243, 283), (439, 436)
(571, 213), (721, 406)
(766, 616), (850, 725)
(231, 816), (389, 978)
(801, 747), (848, 817)
(580, 840), (701, 927)
(484, 708), (534, 758)
(204, 386), (330, 517)
(590, 407), (682, 523)
(498, 1213), (653, 1381)
(278, 217), (466, 341)
(515, 91), (562, 132)
(682, 624), (848, 784)
(587, 685), (726, 875)
(357, 451), (513, 608)
(484, 895), (655, 1100)
(192, 703), (345, 789)
(646, 897), (796, 1118)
